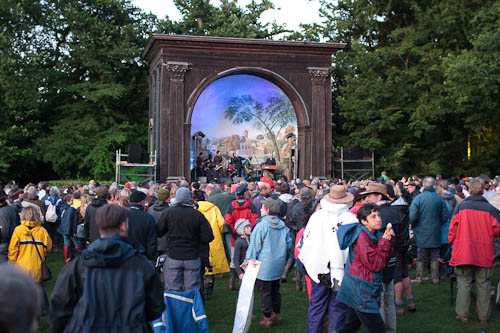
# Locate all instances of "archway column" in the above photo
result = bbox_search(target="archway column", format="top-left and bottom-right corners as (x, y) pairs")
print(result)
(159, 61), (190, 180)
(308, 67), (332, 178)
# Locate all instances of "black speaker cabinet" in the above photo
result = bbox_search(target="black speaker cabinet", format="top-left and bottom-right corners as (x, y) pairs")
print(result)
(128, 144), (142, 163)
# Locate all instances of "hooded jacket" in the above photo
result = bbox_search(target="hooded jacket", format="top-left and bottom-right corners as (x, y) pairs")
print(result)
(409, 187), (450, 248)
(197, 201), (229, 275)
(8, 220), (52, 282)
(49, 235), (164, 333)
(225, 198), (258, 246)
(84, 198), (108, 243)
(147, 200), (169, 253)
(299, 198), (358, 287)
(336, 223), (393, 314)
(246, 215), (292, 281)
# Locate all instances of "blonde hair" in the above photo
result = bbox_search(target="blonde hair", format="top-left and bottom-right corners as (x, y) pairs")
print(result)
(21, 206), (42, 223)
(80, 194), (91, 217)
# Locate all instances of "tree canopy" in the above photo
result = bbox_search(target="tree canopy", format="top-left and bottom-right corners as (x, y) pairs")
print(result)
(1, 0), (499, 183)
(0, 0), (286, 183)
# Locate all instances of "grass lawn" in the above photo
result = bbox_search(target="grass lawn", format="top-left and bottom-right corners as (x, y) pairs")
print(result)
(41, 252), (500, 332)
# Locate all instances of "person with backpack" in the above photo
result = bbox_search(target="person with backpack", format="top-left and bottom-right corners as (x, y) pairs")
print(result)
(58, 194), (82, 263)
(42, 186), (63, 252)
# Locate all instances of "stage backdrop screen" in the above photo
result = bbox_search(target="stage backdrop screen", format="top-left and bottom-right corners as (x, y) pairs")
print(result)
(191, 74), (297, 170)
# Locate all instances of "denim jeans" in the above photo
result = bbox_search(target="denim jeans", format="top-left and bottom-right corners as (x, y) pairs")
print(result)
(163, 256), (201, 291)
(380, 280), (396, 333)
(63, 235), (81, 247)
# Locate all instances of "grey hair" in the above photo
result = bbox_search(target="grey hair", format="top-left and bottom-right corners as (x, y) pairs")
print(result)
(258, 182), (269, 191)
(179, 180), (189, 188)
(120, 188), (132, 198)
(423, 177), (436, 188)
(49, 186), (60, 196)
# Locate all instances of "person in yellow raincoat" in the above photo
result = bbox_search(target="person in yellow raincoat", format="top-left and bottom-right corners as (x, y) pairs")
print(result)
(194, 189), (230, 299)
(8, 206), (52, 315)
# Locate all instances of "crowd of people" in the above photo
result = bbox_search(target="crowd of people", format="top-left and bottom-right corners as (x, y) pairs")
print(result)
(0, 172), (500, 332)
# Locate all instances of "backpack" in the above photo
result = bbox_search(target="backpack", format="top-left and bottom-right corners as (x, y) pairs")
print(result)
(45, 200), (59, 222)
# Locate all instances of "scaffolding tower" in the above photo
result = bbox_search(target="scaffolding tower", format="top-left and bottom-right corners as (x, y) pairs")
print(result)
(115, 149), (157, 184)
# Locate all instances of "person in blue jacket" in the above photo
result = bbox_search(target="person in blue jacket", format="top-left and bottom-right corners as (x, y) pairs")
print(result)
(246, 197), (292, 329)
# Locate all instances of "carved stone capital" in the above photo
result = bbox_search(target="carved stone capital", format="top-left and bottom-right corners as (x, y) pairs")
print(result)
(308, 67), (330, 85)
(165, 61), (190, 82)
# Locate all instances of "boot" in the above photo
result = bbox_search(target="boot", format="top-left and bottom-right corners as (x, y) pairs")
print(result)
(229, 268), (236, 291)
(281, 257), (293, 282)
(63, 246), (70, 263)
(431, 261), (440, 285)
(295, 269), (301, 291)
(416, 262), (424, 285)
(259, 316), (273, 329)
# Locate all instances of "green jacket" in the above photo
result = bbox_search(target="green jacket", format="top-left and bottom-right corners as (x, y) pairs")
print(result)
(409, 187), (449, 248)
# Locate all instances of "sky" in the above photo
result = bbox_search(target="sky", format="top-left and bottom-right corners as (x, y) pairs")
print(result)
(191, 74), (296, 139)
(131, 0), (322, 33)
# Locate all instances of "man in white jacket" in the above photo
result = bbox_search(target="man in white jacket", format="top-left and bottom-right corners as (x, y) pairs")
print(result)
(299, 185), (358, 332)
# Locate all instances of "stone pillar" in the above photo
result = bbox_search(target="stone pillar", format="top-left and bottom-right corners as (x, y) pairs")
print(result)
(159, 61), (189, 180)
(308, 67), (331, 178)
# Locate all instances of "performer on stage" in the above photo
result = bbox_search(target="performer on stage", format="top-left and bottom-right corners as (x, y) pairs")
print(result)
(244, 156), (253, 178)
(203, 153), (214, 182)
(231, 152), (243, 177)
(196, 152), (205, 177)
(214, 150), (224, 180)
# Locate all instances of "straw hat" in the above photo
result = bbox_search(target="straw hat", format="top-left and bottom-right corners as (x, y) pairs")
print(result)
(323, 185), (354, 204)
(360, 182), (389, 200)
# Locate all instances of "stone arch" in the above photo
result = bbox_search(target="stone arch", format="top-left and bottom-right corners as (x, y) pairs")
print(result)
(186, 67), (309, 128)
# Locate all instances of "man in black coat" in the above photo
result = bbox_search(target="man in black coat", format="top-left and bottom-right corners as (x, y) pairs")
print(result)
(84, 187), (108, 243)
(49, 204), (164, 333)
(157, 187), (214, 291)
(128, 191), (157, 261)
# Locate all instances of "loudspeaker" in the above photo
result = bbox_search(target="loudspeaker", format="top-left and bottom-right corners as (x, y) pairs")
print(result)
(197, 176), (207, 183)
(128, 144), (142, 163)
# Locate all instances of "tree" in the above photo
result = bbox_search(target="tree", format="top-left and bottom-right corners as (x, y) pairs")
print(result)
(292, 0), (491, 177)
(224, 94), (295, 161)
(159, 0), (288, 38)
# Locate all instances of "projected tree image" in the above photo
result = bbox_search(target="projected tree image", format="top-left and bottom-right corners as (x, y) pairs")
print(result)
(224, 94), (295, 162)
(191, 74), (297, 167)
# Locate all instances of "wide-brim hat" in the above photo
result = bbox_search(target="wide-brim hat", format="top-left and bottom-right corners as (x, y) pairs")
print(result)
(324, 185), (354, 204)
(360, 182), (389, 200)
